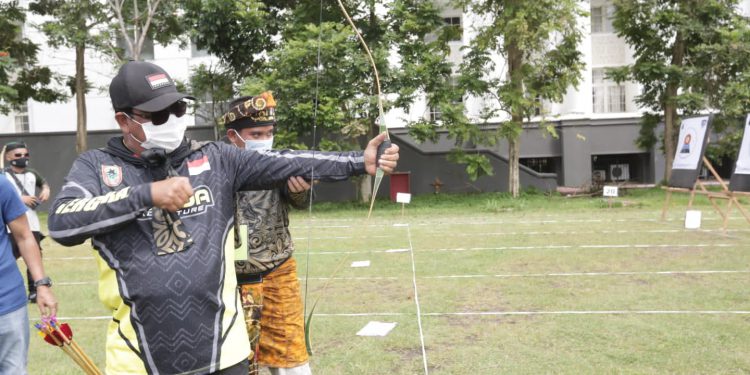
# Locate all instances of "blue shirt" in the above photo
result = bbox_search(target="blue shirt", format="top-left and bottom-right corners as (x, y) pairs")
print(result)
(0, 175), (29, 316)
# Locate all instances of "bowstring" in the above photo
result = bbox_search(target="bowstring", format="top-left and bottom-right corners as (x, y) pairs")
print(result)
(302, 0), (324, 354)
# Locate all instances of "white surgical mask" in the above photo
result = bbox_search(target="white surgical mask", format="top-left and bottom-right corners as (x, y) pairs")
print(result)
(129, 114), (187, 153)
(231, 129), (273, 152)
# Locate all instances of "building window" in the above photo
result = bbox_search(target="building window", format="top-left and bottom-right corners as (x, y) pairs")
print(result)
(607, 85), (625, 112)
(591, 5), (613, 33)
(592, 68), (626, 113)
(427, 76), (463, 122)
(14, 103), (29, 133)
(443, 16), (462, 41)
(429, 106), (442, 122)
(533, 95), (546, 117)
(521, 157), (557, 174)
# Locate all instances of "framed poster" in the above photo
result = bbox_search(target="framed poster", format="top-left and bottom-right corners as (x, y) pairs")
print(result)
(669, 115), (712, 189)
(672, 116), (710, 170)
(729, 114), (750, 191)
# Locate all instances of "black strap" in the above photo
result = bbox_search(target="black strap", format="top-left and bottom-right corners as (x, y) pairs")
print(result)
(4, 168), (32, 196)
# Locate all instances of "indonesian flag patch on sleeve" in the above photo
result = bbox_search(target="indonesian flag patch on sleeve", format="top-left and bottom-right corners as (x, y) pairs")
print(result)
(188, 155), (211, 176)
(146, 73), (171, 90)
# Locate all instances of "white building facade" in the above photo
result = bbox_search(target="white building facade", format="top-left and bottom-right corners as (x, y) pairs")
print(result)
(5, 0), (750, 135)
(0, 0), (217, 134)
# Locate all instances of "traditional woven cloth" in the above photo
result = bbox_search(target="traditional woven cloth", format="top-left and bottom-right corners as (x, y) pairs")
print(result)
(239, 258), (309, 370)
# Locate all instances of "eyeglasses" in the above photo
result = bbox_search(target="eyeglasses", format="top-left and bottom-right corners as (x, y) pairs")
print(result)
(130, 101), (187, 126)
(14, 153), (29, 158)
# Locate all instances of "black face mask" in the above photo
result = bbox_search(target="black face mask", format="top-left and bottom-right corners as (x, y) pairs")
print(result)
(10, 157), (28, 169)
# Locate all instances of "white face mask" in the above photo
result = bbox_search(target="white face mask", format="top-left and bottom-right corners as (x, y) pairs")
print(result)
(129, 114), (187, 153)
(232, 129), (273, 152)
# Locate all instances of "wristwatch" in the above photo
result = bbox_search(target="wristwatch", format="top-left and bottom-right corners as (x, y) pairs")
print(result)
(33, 277), (52, 288)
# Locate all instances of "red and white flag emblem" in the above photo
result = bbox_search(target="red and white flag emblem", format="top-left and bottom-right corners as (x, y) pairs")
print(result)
(187, 155), (211, 176)
(146, 73), (171, 90)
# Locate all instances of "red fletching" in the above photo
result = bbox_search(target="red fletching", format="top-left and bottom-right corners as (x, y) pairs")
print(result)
(51, 329), (67, 344)
(60, 323), (73, 340)
(42, 333), (61, 346)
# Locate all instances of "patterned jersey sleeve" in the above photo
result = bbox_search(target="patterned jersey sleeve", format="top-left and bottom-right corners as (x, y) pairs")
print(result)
(47, 152), (152, 246)
(215, 142), (367, 192)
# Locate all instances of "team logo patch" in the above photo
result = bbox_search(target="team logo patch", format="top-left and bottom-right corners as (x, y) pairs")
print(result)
(146, 73), (172, 90)
(102, 165), (123, 187)
(188, 155), (211, 176)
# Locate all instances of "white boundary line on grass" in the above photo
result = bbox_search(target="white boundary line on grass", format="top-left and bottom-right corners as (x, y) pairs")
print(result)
(46, 309), (750, 321)
(293, 215), (748, 229)
(298, 243), (733, 255)
(424, 270), (750, 279)
(53, 269), (750, 285)
(313, 310), (750, 317)
(293, 228), (750, 241)
(403, 223), (429, 375)
(45, 243), (734, 259)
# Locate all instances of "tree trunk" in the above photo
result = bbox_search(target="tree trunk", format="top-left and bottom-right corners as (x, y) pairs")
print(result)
(663, 31), (685, 182)
(507, 38), (523, 197)
(663, 93), (678, 182)
(508, 135), (520, 197)
(359, 175), (372, 203)
(75, 44), (87, 154)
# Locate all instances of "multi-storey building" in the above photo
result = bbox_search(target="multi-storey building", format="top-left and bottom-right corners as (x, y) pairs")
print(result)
(3, 0), (750, 196)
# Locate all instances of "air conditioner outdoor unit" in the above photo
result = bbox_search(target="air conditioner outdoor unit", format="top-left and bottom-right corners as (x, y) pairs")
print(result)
(610, 164), (630, 181)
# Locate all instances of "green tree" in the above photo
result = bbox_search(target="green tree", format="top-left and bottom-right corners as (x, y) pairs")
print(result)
(388, 0), (474, 171)
(609, 0), (750, 181)
(456, 0), (586, 197)
(181, 0), (280, 77)
(237, 1), (391, 201)
(30, 0), (110, 153)
(108, 0), (185, 61)
(180, 0), (287, 137)
(188, 63), (235, 139)
(0, 1), (65, 116)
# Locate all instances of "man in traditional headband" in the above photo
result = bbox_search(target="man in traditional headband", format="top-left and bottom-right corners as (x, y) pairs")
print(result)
(223, 92), (312, 375)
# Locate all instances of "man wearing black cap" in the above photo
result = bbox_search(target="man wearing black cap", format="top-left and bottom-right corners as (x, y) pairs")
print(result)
(47, 61), (399, 375)
(2, 141), (51, 302)
(223, 92), (312, 375)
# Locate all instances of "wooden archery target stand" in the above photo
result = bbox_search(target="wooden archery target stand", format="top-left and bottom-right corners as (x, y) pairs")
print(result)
(661, 114), (750, 230)
(661, 156), (750, 229)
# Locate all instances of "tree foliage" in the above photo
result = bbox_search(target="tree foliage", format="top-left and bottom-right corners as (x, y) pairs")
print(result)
(181, 0), (281, 77)
(610, 0), (750, 180)
(236, 1), (391, 151)
(0, 1), (65, 115)
(108, 0), (186, 61)
(188, 63), (235, 138)
(243, 21), (385, 151)
(456, 0), (586, 195)
(30, 0), (111, 152)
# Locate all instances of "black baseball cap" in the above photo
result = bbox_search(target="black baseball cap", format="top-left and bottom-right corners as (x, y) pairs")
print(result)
(109, 61), (195, 112)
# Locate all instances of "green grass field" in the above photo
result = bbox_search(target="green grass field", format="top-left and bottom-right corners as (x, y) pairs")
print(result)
(23, 188), (750, 374)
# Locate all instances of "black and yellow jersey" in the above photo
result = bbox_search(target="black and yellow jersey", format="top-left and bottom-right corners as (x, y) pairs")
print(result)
(48, 138), (365, 375)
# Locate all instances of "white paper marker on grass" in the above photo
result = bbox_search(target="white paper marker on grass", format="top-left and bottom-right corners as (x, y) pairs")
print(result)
(356, 321), (397, 337)
(685, 210), (702, 229)
(351, 260), (371, 268)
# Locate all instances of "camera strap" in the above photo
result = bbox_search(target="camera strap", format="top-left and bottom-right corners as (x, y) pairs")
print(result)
(4, 167), (33, 197)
